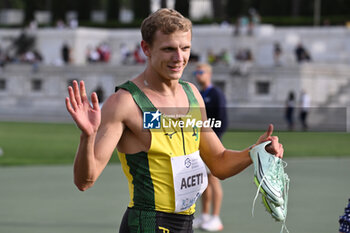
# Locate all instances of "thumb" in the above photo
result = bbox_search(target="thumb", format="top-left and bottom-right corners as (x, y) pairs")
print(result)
(265, 124), (274, 138)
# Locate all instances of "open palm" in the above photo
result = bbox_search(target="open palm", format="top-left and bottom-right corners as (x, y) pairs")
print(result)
(65, 80), (101, 136)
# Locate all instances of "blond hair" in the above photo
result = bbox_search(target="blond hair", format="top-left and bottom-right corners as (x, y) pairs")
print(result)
(196, 63), (212, 74)
(141, 8), (192, 45)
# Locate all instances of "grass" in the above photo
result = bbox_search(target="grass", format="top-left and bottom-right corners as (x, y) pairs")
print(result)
(0, 121), (349, 166)
(0, 121), (119, 166)
(222, 131), (350, 158)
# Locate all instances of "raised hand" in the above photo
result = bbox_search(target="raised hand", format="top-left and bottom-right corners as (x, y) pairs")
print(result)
(256, 124), (284, 158)
(65, 80), (101, 136)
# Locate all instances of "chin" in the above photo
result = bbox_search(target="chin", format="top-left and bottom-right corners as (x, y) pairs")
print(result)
(168, 72), (184, 80)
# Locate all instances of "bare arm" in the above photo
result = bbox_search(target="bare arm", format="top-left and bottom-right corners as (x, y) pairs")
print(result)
(66, 80), (125, 191)
(188, 83), (284, 180)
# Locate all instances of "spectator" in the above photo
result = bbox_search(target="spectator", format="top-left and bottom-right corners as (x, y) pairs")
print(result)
(193, 63), (227, 231)
(295, 42), (311, 63)
(94, 85), (105, 108)
(29, 20), (38, 31)
(97, 43), (111, 62)
(32, 49), (43, 72)
(233, 17), (241, 36)
(86, 45), (100, 63)
(249, 8), (261, 26)
(273, 42), (282, 66)
(219, 49), (232, 66)
(207, 49), (217, 65)
(133, 44), (146, 64)
(56, 19), (65, 29)
(69, 18), (78, 29)
(61, 43), (71, 64)
(120, 43), (131, 64)
(285, 91), (295, 131)
(299, 90), (311, 131)
(232, 48), (254, 76)
(0, 46), (6, 69)
(247, 18), (254, 36)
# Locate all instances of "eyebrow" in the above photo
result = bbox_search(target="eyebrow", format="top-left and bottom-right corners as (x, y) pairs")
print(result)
(161, 46), (176, 50)
(160, 44), (191, 50)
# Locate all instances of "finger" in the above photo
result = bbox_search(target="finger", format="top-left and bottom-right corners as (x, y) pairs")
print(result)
(270, 137), (284, 158)
(91, 92), (100, 111)
(257, 124), (274, 144)
(73, 80), (82, 106)
(277, 144), (284, 158)
(265, 124), (274, 138)
(80, 80), (88, 103)
(68, 86), (78, 110)
(279, 144), (284, 158)
(270, 135), (279, 143)
(65, 97), (74, 114)
(270, 136), (279, 150)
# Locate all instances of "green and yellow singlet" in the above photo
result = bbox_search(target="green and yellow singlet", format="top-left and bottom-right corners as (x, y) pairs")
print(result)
(116, 80), (206, 215)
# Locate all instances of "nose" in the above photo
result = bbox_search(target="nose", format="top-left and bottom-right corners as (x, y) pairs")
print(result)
(172, 48), (183, 63)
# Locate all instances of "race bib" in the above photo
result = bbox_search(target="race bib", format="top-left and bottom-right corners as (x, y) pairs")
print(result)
(171, 151), (208, 212)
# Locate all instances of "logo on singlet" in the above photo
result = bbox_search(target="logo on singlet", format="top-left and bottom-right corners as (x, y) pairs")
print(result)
(143, 110), (161, 129)
(192, 126), (198, 141)
(165, 131), (177, 139)
(158, 227), (169, 233)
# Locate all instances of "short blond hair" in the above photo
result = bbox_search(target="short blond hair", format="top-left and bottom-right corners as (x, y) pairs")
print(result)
(141, 8), (192, 46)
(196, 63), (212, 73)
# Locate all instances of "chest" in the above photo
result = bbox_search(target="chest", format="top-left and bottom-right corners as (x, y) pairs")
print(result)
(144, 89), (190, 116)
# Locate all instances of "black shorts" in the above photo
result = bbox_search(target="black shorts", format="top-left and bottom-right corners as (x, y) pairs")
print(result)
(119, 208), (194, 233)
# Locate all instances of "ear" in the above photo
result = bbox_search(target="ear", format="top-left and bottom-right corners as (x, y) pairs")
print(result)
(141, 40), (151, 57)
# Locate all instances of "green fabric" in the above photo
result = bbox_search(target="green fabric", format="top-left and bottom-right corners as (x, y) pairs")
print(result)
(116, 80), (199, 111)
(178, 79), (199, 107)
(116, 81), (157, 112)
(127, 208), (156, 233)
(125, 151), (155, 211)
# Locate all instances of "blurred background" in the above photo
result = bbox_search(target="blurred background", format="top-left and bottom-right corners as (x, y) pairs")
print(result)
(0, 0), (349, 131)
(0, 1), (349, 233)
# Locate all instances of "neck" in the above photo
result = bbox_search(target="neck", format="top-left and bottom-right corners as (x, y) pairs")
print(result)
(143, 69), (179, 96)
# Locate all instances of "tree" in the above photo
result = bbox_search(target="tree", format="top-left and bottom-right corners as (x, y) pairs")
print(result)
(107, 0), (120, 21)
(212, 0), (224, 20)
(161, 0), (167, 8)
(291, 0), (301, 17)
(77, 0), (92, 21)
(175, 0), (189, 17)
(51, 0), (68, 22)
(24, 0), (36, 23)
(258, 0), (290, 16)
(132, 0), (150, 20)
(226, 0), (244, 19)
(0, 0), (24, 9)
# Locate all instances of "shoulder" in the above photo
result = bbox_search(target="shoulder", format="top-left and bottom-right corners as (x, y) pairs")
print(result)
(184, 81), (205, 108)
(211, 86), (223, 95)
(208, 86), (225, 100)
(106, 88), (134, 108)
(101, 88), (139, 122)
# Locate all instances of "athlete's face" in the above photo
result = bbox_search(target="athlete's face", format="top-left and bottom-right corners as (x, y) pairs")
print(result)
(142, 30), (192, 81)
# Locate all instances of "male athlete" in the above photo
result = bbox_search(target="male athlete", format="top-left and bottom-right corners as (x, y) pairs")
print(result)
(65, 8), (284, 233)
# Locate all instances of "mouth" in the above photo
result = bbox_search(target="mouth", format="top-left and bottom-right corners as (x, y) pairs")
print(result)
(167, 65), (183, 72)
